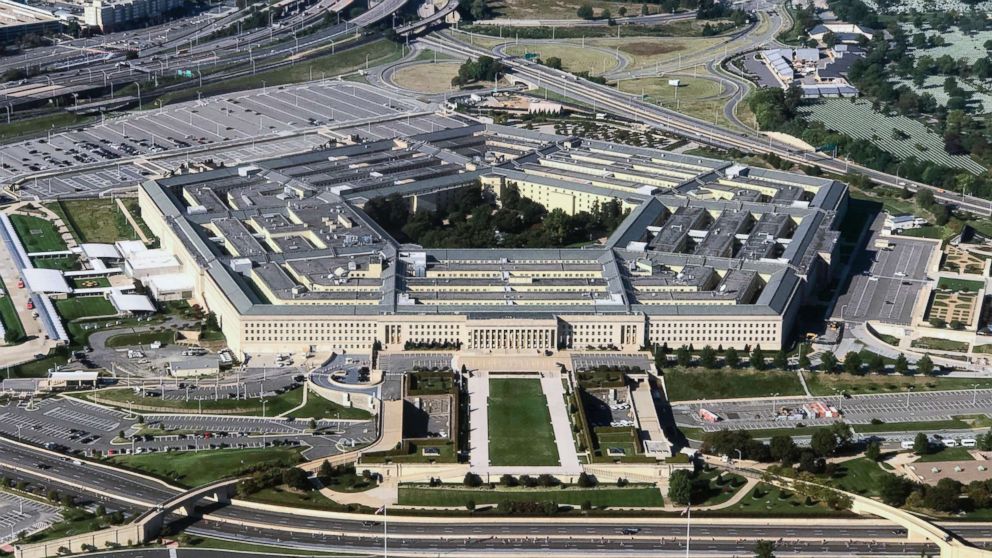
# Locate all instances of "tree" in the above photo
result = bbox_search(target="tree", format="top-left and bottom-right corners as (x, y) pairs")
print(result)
(977, 428), (992, 451)
(576, 472), (596, 488)
(810, 429), (838, 457)
(676, 346), (692, 367)
(878, 474), (914, 507)
(913, 432), (931, 455)
(700, 345), (717, 369)
(668, 469), (692, 505)
(618, 6), (626, 16)
(916, 355), (935, 376)
(798, 349), (811, 370)
(750, 345), (765, 371)
(867, 353), (885, 375)
(576, 3), (594, 19)
(769, 435), (796, 463)
(819, 351), (837, 373)
(466, 499), (476, 511)
(318, 460), (334, 483)
(894, 354), (910, 375)
(865, 440), (881, 462)
(753, 539), (776, 558)
(772, 350), (787, 370)
(500, 474), (518, 487)
(843, 351), (863, 375)
(601, 8), (611, 20)
(464, 472), (483, 487)
(724, 347), (739, 368)
(917, 187), (935, 209)
(282, 468), (311, 491)
(925, 478), (963, 512)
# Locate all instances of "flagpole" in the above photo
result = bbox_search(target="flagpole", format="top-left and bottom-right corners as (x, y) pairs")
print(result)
(384, 504), (388, 558)
(685, 504), (691, 558)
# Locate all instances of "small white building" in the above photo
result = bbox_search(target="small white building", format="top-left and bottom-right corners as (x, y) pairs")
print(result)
(125, 249), (182, 280)
(146, 273), (195, 301)
(22, 268), (72, 294)
(884, 213), (925, 231)
(169, 357), (219, 378)
(108, 291), (156, 315)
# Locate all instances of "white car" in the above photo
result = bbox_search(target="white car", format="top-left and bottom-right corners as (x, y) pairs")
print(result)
(961, 439), (977, 447)
(942, 439), (958, 448)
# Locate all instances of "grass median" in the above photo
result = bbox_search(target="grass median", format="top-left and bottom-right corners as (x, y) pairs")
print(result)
(110, 447), (305, 487)
(398, 485), (663, 508)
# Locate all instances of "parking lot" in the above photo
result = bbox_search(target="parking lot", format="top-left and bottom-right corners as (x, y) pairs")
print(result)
(4, 81), (467, 198)
(835, 216), (935, 325)
(379, 353), (453, 373)
(673, 388), (992, 432)
(571, 353), (651, 372)
(583, 388), (634, 428)
(0, 492), (62, 544)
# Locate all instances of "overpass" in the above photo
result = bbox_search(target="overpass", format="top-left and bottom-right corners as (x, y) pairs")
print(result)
(395, 0), (459, 35)
(14, 477), (241, 558)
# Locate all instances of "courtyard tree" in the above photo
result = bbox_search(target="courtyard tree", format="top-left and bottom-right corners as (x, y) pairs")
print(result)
(700, 345), (717, 369)
(895, 354), (910, 375)
(676, 346), (692, 367)
(668, 469), (692, 505)
(916, 355), (935, 376)
(913, 432), (931, 455)
(843, 351), (863, 375)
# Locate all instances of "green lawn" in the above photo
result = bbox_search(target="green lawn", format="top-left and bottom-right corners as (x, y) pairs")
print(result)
(910, 337), (969, 352)
(32, 256), (81, 271)
(820, 457), (894, 498)
(9, 214), (67, 253)
(663, 368), (805, 401)
(693, 469), (748, 506)
(361, 439), (457, 464)
(76, 386), (304, 415)
(804, 372), (992, 395)
(54, 297), (117, 321)
(247, 486), (351, 511)
(936, 277), (985, 293)
(290, 389), (372, 420)
(105, 330), (175, 348)
(0, 277), (25, 343)
(0, 112), (93, 142)
(488, 378), (560, 467)
(110, 447), (304, 487)
(398, 485), (664, 508)
(714, 483), (851, 517)
(914, 446), (976, 463)
(50, 199), (140, 244)
(407, 370), (453, 396)
(69, 276), (110, 289)
(681, 418), (974, 441)
(6, 348), (71, 379)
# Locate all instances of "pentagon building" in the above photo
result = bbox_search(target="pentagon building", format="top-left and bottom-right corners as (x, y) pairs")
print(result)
(138, 123), (846, 357)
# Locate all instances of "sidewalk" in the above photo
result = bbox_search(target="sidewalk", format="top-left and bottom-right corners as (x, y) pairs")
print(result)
(467, 371), (490, 470)
(540, 372), (581, 474)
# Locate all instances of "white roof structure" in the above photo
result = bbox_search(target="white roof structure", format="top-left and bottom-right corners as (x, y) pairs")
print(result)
(79, 243), (121, 260)
(49, 371), (99, 382)
(109, 291), (156, 313)
(762, 49), (794, 81)
(22, 268), (71, 293)
(126, 249), (181, 273)
(115, 240), (148, 259)
(794, 48), (819, 63)
(147, 273), (195, 292)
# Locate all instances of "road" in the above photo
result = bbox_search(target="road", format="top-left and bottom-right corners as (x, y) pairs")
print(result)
(424, 14), (992, 218)
(4, 436), (992, 556)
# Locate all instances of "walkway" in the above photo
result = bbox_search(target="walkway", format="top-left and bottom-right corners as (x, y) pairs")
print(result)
(320, 476), (398, 507)
(467, 371), (490, 470)
(539, 372), (581, 474)
(115, 197), (151, 244)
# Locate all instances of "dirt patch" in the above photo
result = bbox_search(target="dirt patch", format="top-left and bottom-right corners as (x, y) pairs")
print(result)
(620, 41), (685, 56)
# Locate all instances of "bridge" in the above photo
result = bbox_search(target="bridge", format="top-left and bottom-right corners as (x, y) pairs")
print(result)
(394, 0), (459, 35)
(14, 478), (241, 558)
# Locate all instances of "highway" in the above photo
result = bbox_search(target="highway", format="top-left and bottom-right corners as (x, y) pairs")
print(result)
(422, 21), (992, 217)
(5, 436), (992, 556)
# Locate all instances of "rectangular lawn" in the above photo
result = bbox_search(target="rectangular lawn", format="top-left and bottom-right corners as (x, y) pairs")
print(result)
(9, 214), (67, 252)
(488, 378), (559, 466)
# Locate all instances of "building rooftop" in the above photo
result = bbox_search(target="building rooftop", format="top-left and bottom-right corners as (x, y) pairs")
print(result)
(141, 123), (845, 320)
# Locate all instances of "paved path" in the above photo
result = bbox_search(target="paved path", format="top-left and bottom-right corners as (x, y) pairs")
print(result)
(539, 372), (581, 474)
(467, 371), (490, 470)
